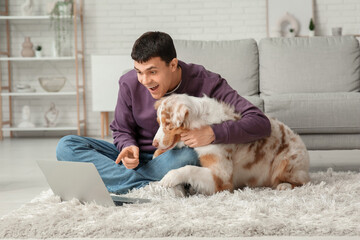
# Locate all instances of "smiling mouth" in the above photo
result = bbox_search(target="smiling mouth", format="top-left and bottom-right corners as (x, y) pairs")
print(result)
(149, 85), (159, 92)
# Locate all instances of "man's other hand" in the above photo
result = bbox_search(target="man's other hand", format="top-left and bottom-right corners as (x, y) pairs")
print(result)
(115, 145), (139, 169)
(180, 125), (215, 148)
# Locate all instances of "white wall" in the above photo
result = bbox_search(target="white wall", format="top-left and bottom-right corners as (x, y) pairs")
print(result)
(1, 0), (360, 137)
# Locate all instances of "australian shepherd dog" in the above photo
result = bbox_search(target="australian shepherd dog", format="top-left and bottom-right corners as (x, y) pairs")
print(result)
(153, 94), (310, 195)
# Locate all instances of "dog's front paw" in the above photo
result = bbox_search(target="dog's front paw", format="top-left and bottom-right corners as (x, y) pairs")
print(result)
(159, 169), (183, 188)
(276, 183), (292, 190)
(153, 149), (166, 159)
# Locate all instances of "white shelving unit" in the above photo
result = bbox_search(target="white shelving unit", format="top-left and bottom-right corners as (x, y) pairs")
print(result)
(0, 0), (87, 139)
(0, 56), (77, 61)
(0, 15), (78, 20)
(2, 126), (78, 132)
(0, 15), (51, 20)
(1, 91), (80, 97)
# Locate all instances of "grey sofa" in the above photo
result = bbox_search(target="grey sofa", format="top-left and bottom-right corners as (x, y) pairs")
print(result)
(174, 36), (360, 150)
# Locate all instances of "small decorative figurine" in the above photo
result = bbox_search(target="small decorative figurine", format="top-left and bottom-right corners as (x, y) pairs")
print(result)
(44, 102), (59, 127)
(21, 0), (33, 16)
(18, 105), (35, 128)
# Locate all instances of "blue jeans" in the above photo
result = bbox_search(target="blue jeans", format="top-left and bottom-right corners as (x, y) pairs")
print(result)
(56, 135), (199, 194)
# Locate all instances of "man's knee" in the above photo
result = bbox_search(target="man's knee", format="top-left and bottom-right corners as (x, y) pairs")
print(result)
(56, 135), (83, 161)
(172, 148), (200, 166)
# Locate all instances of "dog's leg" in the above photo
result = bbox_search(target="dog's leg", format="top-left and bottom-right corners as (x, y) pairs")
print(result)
(153, 149), (167, 159)
(198, 152), (234, 193)
(159, 165), (217, 195)
(272, 156), (310, 190)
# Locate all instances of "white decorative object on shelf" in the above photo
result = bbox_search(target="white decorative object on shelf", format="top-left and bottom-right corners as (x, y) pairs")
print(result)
(15, 83), (36, 93)
(44, 102), (59, 127)
(21, 0), (33, 16)
(46, 1), (57, 14)
(289, 28), (296, 37)
(18, 105), (35, 128)
(35, 45), (42, 58)
(38, 77), (66, 92)
(267, 0), (314, 38)
(332, 27), (342, 36)
(277, 12), (299, 37)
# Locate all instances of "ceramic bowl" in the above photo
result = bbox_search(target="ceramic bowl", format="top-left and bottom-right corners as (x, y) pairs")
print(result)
(38, 77), (66, 92)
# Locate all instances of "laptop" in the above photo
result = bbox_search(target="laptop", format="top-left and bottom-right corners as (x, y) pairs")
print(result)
(37, 160), (150, 207)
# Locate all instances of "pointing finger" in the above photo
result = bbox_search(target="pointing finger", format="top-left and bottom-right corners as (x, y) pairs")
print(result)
(115, 155), (123, 164)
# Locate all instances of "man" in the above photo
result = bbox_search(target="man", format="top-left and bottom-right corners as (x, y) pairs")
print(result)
(56, 31), (271, 194)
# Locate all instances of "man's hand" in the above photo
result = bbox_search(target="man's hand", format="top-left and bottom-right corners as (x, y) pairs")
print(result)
(115, 145), (139, 169)
(180, 125), (215, 148)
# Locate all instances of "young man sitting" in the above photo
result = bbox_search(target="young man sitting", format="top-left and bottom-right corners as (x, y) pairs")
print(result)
(56, 31), (271, 194)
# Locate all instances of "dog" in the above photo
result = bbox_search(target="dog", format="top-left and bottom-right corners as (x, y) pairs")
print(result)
(152, 94), (310, 195)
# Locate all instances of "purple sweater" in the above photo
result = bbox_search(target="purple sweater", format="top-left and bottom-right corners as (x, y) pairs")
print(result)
(110, 60), (271, 153)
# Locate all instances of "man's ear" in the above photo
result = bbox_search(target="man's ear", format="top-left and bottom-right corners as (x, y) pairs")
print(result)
(170, 58), (178, 72)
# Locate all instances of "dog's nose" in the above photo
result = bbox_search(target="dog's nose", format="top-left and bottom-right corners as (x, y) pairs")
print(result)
(153, 140), (159, 148)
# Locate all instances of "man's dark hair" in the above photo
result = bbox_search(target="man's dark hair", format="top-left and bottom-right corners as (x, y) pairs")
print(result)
(131, 31), (177, 65)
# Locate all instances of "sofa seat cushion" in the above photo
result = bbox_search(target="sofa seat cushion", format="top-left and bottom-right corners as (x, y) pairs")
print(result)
(174, 39), (259, 96)
(299, 134), (360, 150)
(262, 92), (360, 134)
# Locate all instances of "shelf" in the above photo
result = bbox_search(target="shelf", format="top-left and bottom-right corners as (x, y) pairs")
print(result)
(0, 15), (78, 20)
(0, 56), (78, 61)
(1, 91), (79, 97)
(0, 15), (51, 20)
(2, 126), (78, 131)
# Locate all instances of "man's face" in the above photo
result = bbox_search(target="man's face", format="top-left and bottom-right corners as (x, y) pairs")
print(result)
(134, 57), (178, 99)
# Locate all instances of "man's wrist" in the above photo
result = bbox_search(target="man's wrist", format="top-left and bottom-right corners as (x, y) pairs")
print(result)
(207, 125), (215, 144)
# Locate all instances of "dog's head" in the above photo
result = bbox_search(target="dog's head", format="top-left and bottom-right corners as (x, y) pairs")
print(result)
(152, 94), (191, 150)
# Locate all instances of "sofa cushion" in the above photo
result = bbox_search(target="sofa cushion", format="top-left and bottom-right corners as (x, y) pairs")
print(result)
(259, 36), (360, 95)
(300, 134), (360, 150)
(243, 95), (264, 112)
(262, 92), (360, 134)
(174, 39), (259, 96)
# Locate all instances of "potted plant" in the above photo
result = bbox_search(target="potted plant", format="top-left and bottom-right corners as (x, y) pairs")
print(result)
(309, 18), (315, 37)
(35, 45), (42, 58)
(50, 0), (73, 57)
(289, 28), (296, 37)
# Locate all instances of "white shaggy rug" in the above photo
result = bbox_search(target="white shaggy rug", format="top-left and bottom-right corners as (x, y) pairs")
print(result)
(1, 169), (360, 238)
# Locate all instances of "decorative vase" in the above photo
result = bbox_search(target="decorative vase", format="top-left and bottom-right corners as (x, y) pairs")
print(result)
(35, 50), (42, 58)
(21, 37), (35, 57)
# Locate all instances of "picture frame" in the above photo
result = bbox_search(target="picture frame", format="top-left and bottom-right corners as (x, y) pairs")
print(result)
(266, 0), (314, 37)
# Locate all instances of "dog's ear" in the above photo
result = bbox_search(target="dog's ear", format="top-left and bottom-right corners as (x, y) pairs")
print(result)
(154, 98), (164, 110)
(173, 104), (189, 128)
